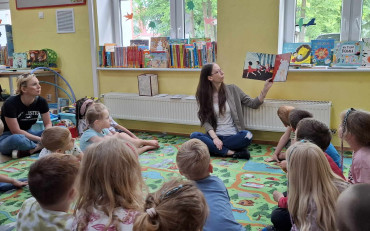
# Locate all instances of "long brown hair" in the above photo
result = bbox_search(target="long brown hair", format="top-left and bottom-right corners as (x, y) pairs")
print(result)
(74, 137), (145, 230)
(133, 179), (208, 231)
(195, 63), (226, 130)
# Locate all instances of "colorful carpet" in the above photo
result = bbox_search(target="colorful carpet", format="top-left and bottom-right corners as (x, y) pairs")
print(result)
(0, 132), (353, 231)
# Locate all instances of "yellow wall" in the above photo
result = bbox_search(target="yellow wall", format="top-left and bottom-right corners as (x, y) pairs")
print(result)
(7, 1), (94, 99)
(8, 0), (370, 146)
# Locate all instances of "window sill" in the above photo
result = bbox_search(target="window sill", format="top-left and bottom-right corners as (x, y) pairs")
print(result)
(97, 67), (201, 72)
(288, 67), (370, 72)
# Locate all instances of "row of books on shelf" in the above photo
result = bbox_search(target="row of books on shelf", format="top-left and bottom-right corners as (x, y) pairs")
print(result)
(282, 38), (370, 68)
(98, 37), (217, 68)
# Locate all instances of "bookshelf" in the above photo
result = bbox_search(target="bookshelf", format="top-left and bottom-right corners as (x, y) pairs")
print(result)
(97, 67), (201, 72)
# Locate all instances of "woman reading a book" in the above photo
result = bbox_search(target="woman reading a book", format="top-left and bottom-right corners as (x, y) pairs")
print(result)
(0, 74), (51, 158)
(190, 63), (273, 159)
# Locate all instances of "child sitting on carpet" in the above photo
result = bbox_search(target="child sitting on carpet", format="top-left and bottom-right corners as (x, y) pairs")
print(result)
(269, 119), (346, 231)
(134, 179), (208, 231)
(79, 103), (158, 153)
(265, 105), (294, 163)
(268, 141), (348, 231)
(176, 139), (243, 231)
(339, 108), (370, 183)
(17, 153), (80, 230)
(336, 184), (370, 230)
(39, 126), (83, 160)
(73, 137), (145, 230)
(76, 97), (140, 138)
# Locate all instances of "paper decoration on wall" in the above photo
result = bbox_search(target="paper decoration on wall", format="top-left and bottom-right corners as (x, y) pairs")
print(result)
(124, 12), (133, 21)
(296, 18), (316, 32)
(149, 21), (156, 30)
(187, 1), (195, 10)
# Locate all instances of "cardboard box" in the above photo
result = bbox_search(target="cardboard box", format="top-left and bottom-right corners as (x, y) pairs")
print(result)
(137, 74), (158, 96)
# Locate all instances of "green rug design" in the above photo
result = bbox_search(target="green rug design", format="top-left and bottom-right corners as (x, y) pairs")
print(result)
(0, 132), (353, 231)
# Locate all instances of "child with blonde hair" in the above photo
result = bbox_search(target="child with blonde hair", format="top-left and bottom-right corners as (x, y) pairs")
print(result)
(336, 183), (370, 231)
(176, 139), (243, 231)
(17, 153), (80, 230)
(265, 105), (295, 163)
(287, 141), (348, 230)
(339, 108), (370, 183)
(79, 103), (158, 153)
(39, 126), (83, 160)
(73, 137), (145, 230)
(134, 179), (208, 231)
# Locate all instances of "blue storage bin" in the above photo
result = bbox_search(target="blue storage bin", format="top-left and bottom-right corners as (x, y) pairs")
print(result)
(31, 117), (59, 132)
(58, 112), (76, 125)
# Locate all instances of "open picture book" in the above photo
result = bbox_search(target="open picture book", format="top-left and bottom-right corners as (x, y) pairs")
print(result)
(242, 52), (290, 82)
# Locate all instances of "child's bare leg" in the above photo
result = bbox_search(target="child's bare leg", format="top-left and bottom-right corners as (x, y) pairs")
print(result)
(137, 145), (158, 155)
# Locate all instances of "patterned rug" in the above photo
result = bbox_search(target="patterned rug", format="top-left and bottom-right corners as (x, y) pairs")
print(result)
(0, 132), (353, 231)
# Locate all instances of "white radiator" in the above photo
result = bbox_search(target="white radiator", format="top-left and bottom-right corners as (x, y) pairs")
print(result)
(103, 93), (331, 132)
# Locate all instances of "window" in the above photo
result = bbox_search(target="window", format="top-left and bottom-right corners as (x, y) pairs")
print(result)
(119, 0), (217, 46)
(279, 0), (370, 51)
(0, 9), (11, 47)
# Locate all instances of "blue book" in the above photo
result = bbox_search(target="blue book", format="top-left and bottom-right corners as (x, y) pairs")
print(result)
(282, 42), (311, 65)
(311, 39), (335, 66)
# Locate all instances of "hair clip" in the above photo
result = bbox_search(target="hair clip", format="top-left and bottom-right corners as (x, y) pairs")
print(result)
(342, 108), (356, 132)
(160, 184), (184, 200)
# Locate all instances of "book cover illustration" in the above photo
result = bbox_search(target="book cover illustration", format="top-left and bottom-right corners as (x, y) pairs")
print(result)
(130, 39), (149, 46)
(333, 41), (363, 66)
(243, 52), (277, 81)
(271, 53), (291, 82)
(282, 43), (312, 65)
(311, 39), (335, 66)
(169, 39), (188, 44)
(150, 51), (168, 68)
(150, 37), (169, 52)
(362, 38), (370, 67)
(28, 50), (47, 67)
(13, 52), (27, 69)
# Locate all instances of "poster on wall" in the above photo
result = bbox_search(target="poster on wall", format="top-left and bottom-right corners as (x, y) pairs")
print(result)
(16, 0), (86, 10)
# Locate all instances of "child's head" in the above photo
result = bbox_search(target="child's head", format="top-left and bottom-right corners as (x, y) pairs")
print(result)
(286, 141), (346, 230)
(75, 97), (97, 129)
(75, 137), (144, 229)
(41, 127), (74, 153)
(336, 184), (370, 231)
(277, 105), (295, 127)
(289, 109), (313, 130)
(296, 118), (331, 151)
(176, 139), (211, 181)
(134, 179), (208, 231)
(85, 103), (110, 129)
(339, 108), (370, 146)
(28, 153), (79, 209)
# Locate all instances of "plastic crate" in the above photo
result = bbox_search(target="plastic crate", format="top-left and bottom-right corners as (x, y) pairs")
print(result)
(31, 117), (58, 132)
(58, 112), (76, 125)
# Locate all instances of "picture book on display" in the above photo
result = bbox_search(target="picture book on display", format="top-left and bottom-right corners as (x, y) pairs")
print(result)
(311, 39), (335, 66)
(130, 39), (149, 46)
(242, 52), (290, 82)
(150, 37), (169, 52)
(282, 42), (312, 65)
(333, 41), (363, 66)
(362, 38), (370, 67)
(13, 52), (27, 69)
(150, 51), (168, 68)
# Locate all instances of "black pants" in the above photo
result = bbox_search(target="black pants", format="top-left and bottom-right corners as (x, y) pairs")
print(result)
(271, 208), (291, 231)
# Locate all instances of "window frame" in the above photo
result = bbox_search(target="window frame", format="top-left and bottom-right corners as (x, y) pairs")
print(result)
(278, 0), (364, 52)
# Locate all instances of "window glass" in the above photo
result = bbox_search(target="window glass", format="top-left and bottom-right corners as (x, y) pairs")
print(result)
(0, 10), (11, 47)
(362, 0), (370, 38)
(120, 0), (170, 46)
(184, 0), (217, 41)
(295, 0), (341, 42)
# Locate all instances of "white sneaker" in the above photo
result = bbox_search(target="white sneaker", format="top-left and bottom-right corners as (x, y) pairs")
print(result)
(12, 150), (18, 159)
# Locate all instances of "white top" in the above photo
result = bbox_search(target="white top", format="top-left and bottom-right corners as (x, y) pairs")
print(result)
(213, 99), (238, 136)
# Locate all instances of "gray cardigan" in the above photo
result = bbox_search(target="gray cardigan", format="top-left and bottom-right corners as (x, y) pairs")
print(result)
(203, 84), (263, 133)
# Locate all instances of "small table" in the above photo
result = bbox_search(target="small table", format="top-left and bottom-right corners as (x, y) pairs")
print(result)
(0, 69), (60, 100)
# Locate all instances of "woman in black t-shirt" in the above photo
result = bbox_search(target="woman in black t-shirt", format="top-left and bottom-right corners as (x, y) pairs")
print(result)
(0, 74), (51, 158)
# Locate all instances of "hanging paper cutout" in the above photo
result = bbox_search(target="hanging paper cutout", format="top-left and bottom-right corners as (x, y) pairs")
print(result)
(124, 13), (133, 21)
(204, 17), (216, 25)
(187, 1), (195, 10)
(149, 21), (156, 29)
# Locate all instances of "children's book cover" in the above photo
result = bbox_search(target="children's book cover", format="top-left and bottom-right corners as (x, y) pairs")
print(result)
(242, 52), (289, 82)
(169, 39), (188, 44)
(150, 51), (168, 68)
(130, 39), (149, 46)
(189, 38), (211, 48)
(333, 41), (363, 66)
(311, 39), (335, 66)
(362, 38), (370, 67)
(150, 37), (169, 52)
(13, 52), (27, 69)
(28, 50), (47, 67)
(282, 43), (312, 65)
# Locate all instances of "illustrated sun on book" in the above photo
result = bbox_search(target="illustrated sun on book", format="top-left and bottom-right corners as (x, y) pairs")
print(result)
(242, 52), (290, 82)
